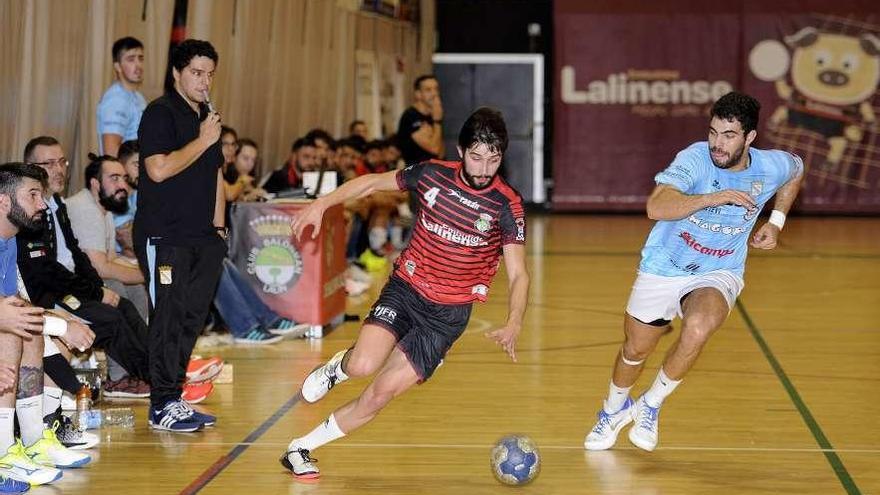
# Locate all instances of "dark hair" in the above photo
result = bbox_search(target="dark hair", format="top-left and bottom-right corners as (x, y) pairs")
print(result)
(291, 136), (317, 152)
(0, 162), (48, 198)
(236, 138), (258, 155)
(305, 128), (333, 147)
(340, 135), (366, 154)
(710, 92), (761, 135)
(364, 140), (385, 153)
(84, 153), (120, 187)
(458, 107), (508, 154)
(112, 37), (143, 63)
(348, 120), (366, 133)
(117, 140), (139, 163)
(171, 39), (218, 72)
(414, 74), (437, 91)
(221, 126), (238, 141)
(23, 136), (60, 164)
(385, 134), (399, 149)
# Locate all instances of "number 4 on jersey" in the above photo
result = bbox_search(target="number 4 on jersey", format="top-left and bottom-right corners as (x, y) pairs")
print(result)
(423, 187), (439, 208)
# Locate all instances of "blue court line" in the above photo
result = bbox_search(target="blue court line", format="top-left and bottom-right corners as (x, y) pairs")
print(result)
(179, 393), (301, 494)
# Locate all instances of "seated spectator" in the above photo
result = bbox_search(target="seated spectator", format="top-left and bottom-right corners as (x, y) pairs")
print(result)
(113, 140), (139, 258)
(263, 136), (318, 194)
(66, 153), (149, 321)
(214, 259), (309, 345)
(20, 137), (150, 399)
(223, 138), (268, 203)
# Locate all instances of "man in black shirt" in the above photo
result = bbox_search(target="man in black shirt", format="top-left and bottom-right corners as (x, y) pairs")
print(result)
(396, 74), (444, 165)
(135, 39), (225, 433)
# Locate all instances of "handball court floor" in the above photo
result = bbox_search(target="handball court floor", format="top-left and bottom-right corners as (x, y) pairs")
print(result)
(41, 215), (879, 495)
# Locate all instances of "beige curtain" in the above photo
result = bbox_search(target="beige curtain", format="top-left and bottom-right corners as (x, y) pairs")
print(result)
(187, 0), (432, 175)
(0, 0), (173, 192)
(1, 0), (431, 188)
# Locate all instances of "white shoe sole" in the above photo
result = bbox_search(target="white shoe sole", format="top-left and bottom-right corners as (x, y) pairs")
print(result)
(584, 414), (633, 451)
(300, 365), (327, 404)
(186, 362), (223, 383)
(628, 429), (658, 452)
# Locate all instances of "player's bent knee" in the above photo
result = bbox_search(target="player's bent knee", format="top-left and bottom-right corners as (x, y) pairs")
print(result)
(344, 355), (380, 378)
(621, 344), (649, 364)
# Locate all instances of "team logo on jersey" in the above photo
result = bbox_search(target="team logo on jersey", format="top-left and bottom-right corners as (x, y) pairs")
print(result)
(474, 213), (493, 233)
(712, 180), (721, 190)
(471, 284), (488, 296)
(750, 181), (763, 197)
(246, 215), (303, 294)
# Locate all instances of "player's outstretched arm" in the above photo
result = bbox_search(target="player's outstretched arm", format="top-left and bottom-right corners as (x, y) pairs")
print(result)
(751, 168), (804, 250)
(647, 184), (757, 221)
(485, 244), (530, 362)
(291, 170), (400, 240)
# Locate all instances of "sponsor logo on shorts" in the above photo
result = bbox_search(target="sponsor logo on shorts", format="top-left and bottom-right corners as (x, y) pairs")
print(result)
(678, 231), (734, 258)
(372, 305), (397, 324)
(687, 214), (747, 236)
(420, 217), (487, 247)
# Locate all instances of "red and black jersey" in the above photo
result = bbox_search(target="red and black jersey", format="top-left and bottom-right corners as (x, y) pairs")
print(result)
(394, 160), (526, 304)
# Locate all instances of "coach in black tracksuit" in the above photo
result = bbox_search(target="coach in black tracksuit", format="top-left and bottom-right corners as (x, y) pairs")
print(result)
(16, 191), (150, 385)
(135, 39), (225, 419)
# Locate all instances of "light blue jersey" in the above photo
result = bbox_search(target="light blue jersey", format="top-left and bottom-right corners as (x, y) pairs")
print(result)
(96, 81), (146, 153)
(639, 142), (802, 277)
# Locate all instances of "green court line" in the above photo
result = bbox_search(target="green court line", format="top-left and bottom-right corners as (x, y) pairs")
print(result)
(736, 300), (861, 495)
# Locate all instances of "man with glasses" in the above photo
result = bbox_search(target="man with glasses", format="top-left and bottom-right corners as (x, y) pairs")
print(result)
(97, 37), (146, 157)
(19, 136), (152, 406)
(135, 39), (225, 432)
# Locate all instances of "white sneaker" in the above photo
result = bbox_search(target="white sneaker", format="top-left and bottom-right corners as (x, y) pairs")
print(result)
(584, 397), (634, 450)
(0, 440), (63, 485)
(301, 350), (348, 403)
(279, 447), (319, 479)
(628, 396), (661, 451)
(25, 424), (92, 468)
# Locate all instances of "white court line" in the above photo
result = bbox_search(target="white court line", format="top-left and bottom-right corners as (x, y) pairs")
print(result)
(103, 440), (880, 454)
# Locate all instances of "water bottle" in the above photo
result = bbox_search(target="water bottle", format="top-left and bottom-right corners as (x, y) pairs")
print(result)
(100, 408), (136, 428)
(75, 408), (136, 430)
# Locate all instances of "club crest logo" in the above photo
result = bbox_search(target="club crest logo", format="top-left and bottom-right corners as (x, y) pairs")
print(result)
(474, 213), (493, 233)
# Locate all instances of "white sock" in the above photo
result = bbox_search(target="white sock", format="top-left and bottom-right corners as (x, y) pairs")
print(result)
(0, 408), (14, 452)
(604, 381), (632, 414)
(368, 227), (388, 252)
(43, 387), (63, 418)
(643, 368), (681, 408)
(16, 395), (44, 447)
(289, 413), (346, 452)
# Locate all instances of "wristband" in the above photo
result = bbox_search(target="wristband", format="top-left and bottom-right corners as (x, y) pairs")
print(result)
(768, 210), (786, 230)
(43, 315), (68, 337)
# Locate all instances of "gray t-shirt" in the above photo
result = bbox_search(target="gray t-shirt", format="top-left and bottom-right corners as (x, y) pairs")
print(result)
(65, 189), (114, 254)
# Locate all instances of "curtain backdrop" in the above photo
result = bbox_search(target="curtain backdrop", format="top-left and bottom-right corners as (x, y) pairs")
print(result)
(0, 0), (430, 191)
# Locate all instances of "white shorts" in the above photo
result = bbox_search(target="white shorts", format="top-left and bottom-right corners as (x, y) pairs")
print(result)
(625, 270), (744, 324)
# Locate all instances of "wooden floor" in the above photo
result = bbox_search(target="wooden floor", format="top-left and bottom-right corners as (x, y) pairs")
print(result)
(41, 215), (880, 495)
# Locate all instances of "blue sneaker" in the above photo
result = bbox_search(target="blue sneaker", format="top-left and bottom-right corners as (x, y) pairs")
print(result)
(180, 401), (216, 427)
(149, 400), (204, 433)
(234, 328), (283, 345)
(0, 475), (29, 493)
(267, 319), (310, 338)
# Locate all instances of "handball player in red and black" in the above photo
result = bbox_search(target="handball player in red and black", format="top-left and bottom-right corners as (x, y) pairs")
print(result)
(280, 107), (530, 479)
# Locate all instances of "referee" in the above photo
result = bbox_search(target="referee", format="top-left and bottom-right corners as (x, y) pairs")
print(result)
(135, 39), (225, 432)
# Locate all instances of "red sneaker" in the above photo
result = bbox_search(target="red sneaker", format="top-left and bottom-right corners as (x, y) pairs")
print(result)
(186, 357), (224, 384)
(182, 382), (214, 404)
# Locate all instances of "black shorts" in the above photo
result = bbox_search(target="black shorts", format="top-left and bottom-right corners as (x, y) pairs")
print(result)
(364, 276), (473, 382)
